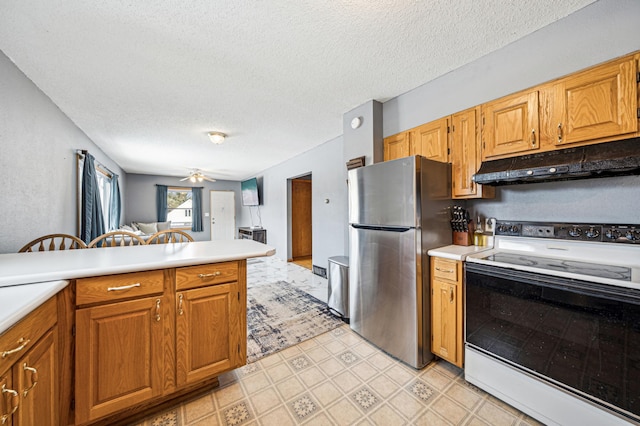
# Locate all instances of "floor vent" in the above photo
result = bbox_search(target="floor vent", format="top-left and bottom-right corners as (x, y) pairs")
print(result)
(312, 265), (327, 278)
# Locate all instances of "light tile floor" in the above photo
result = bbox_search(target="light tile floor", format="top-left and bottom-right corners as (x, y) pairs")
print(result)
(135, 257), (539, 426)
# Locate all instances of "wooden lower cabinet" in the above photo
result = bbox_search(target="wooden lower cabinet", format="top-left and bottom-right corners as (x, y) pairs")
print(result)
(75, 296), (165, 423)
(0, 297), (58, 426)
(430, 257), (464, 368)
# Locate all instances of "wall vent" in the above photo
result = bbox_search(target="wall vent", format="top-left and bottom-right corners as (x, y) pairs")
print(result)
(312, 265), (327, 278)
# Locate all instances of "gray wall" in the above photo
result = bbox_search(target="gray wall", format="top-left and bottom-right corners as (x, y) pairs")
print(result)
(383, 0), (640, 225)
(343, 100), (383, 166)
(124, 174), (243, 242)
(0, 50), (125, 254)
(249, 136), (347, 270)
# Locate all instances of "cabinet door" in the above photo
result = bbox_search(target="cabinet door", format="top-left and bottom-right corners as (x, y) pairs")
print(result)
(383, 132), (410, 161)
(1, 373), (15, 426)
(75, 297), (165, 423)
(176, 282), (242, 387)
(431, 280), (460, 365)
(411, 118), (449, 162)
(554, 57), (638, 146)
(15, 328), (57, 426)
(482, 90), (540, 159)
(451, 108), (494, 199)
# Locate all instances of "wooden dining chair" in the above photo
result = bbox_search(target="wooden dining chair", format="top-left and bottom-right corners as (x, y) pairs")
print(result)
(146, 229), (194, 244)
(19, 234), (88, 252)
(88, 231), (147, 248)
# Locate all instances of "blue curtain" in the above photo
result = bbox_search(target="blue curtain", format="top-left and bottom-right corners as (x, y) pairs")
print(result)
(192, 187), (203, 232)
(109, 173), (121, 231)
(156, 185), (168, 222)
(81, 153), (105, 243)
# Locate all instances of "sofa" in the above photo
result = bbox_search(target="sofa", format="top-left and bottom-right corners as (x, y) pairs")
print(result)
(119, 221), (172, 239)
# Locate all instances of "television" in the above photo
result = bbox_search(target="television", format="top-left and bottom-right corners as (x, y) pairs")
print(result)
(241, 177), (260, 206)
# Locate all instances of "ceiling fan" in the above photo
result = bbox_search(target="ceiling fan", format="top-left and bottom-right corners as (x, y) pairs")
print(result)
(179, 170), (216, 183)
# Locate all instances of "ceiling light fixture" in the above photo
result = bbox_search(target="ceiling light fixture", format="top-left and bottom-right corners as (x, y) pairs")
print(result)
(208, 131), (226, 144)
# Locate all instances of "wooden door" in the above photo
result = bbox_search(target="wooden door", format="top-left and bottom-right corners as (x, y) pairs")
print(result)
(411, 118), (449, 162)
(1, 372), (15, 426)
(75, 297), (165, 423)
(482, 90), (540, 159)
(383, 132), (410, 161)
(291, 179), (312, 259)
(176, 283), (241, 387)
(431, 281), (457, 361)
(554, 58), (638, 146)
(15, 328), (57, 426)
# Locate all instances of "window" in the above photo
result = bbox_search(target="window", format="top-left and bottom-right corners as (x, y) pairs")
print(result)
(167, 187), (193, 229)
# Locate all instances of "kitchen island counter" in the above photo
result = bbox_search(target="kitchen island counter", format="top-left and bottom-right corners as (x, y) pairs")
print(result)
(0, 239), (275, 287)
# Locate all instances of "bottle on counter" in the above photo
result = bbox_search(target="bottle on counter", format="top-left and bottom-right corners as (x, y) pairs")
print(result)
(474, 216), (484, 246)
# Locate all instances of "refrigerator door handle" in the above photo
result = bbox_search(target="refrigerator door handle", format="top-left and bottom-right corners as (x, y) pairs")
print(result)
(350, 224), (412, 232)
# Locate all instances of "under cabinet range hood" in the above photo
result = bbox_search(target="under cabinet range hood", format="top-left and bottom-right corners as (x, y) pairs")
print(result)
(472, 138), (640, 186)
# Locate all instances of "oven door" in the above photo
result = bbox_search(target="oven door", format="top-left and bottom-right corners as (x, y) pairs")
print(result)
(465, 262), (640, 421)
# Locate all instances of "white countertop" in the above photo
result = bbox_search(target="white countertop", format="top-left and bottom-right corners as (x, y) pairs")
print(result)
(427, 244), (493, 261)
(0, 239), (276, 287)
(0, 280), (69, 334)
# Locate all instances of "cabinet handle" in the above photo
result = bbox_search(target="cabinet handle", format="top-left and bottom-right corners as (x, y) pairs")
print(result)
(107, 283), (141, 292)
(1, 384), (19, 424)
(155, 299), (161, 322)
(435, 267), (454, 273)
(22, 363), (38, 397)
(198, 272), (222, 278)
(450, 287), (454, 303)
(557, 123), (563, 143)
(531, 129), (536, 146)
(1, 338), (30, 358)
(178, 294), (184, 316)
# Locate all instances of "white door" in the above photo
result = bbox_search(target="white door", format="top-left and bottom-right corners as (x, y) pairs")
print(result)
(210, 190), (236, 241)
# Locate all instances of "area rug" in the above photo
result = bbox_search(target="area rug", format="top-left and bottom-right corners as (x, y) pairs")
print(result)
(246, 280), (344, 363)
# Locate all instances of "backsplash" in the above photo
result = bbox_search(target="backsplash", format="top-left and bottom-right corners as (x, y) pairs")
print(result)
(467, 174), (640, 225)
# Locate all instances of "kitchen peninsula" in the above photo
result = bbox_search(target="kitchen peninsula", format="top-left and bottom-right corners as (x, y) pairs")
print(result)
(0, 239), (275, 426)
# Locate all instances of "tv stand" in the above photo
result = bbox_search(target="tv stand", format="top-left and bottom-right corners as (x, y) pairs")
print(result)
(238, 227), (267, 244)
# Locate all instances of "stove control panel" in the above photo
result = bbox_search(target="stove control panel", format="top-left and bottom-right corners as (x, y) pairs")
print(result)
(494, 221), (640, 244)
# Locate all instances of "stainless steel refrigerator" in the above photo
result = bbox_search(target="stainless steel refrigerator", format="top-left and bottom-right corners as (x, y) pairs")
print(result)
(348, 156), (451, 369)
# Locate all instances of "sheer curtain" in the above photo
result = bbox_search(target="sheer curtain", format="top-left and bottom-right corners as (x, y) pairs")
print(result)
(81, 153), (105, 243)
(156, 185), (168, 222)
(109, 173), (121, 231)
(192, 187), (203, 232)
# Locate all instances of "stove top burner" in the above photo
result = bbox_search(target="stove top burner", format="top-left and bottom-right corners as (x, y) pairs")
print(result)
(484, 253), (632, 281)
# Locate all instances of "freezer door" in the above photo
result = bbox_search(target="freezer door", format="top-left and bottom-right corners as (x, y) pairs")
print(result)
(348, 156), (418, 227)
(349, 225), (431, 368)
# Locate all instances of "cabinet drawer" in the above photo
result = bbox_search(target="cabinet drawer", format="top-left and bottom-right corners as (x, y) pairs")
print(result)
(176, 262), (238, 291)
(0, 296), (56, 377)
(432, 258), (459, 282)
(76, 270), (164, 306)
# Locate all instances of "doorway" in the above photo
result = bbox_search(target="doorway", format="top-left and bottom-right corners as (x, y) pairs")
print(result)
(210, 190), (236, 241)
(290, 175), (312, 270)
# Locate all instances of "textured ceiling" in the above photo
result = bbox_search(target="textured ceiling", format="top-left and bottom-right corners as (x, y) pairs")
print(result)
(0, 1), (595, 180)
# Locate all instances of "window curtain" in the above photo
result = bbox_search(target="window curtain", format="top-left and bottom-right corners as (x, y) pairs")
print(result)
(81, 153), (106, 243)
(108, 173), (121, 231)
(192, 187), (203, 232)
(156, 185), (168, 222)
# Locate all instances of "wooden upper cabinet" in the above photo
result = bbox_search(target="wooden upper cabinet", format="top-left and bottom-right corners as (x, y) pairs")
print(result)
(383, 132), (410, 161)
(482, 90), (540, 160)
(451, 107), (494, 199)
(553, 57), (638, 146)
(410, 118), (449, 162)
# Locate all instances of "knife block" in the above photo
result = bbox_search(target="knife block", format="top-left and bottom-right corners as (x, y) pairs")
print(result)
(453, 230), (473, 246)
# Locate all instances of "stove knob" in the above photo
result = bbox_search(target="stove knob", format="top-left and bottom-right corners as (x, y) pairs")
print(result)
(568, 227), (582, 238)
(625, 230), (636, 241)
(510, 225), (519, 234)
(585, 227), (600, 239)
(605, 229), (619, 240)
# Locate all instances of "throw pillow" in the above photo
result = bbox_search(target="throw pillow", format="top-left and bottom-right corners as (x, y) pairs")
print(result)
(120, 224), (135, 232)
(136, 222), (158, 235)
(157, 221), (171, 231)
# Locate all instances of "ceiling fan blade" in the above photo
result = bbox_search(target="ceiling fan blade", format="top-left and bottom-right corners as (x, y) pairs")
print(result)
(179, 176), (190, 181)
(204, 177), (217, 182)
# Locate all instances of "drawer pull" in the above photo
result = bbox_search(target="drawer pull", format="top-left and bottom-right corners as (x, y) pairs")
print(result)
(1, 338), (30, 358)
(1, 384), (19, 423)
(435, 267), (454, 273)
(22, 363), (38, 396)
(178, 294), (184, 316)
(198, 272), (222, 278)
(107, 283), (141, 292)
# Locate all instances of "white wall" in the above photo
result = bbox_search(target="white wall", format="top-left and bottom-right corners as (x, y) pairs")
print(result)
(124, 174), (242, 242)
(248, 136), (347, 271)
(382, 0), (640, 225)
(0, 50), (125, 254)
